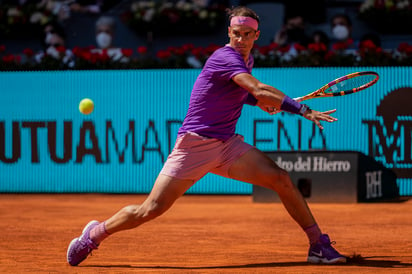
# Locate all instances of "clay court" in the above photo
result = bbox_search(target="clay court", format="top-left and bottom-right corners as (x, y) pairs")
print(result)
(1, 194), (411, 273)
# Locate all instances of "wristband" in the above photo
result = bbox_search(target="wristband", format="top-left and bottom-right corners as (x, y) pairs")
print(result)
(299, 104), (310, 116)
(280, 96), (302, 114)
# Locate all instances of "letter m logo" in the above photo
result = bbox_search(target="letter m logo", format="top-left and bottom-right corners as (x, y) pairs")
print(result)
(362, 118), (412, 165)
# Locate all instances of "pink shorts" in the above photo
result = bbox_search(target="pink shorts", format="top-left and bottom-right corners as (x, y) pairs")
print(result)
(160, 132), (254, 181)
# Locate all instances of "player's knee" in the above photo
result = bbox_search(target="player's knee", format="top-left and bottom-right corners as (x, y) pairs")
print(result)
(266, 168), (294, 192)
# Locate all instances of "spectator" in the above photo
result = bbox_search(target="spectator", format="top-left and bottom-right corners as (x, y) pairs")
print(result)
(329, 13), (361, 55)
(330, 14), (354, 46)
(308, 30), (329, 64)
(41, 21), (66, 50)
(34, 23), (74, 67)
(272, 13), (310, 60)
(90, 15), (129, 62)
(311, 30), (330, 49)
(273, 13), (310, 47)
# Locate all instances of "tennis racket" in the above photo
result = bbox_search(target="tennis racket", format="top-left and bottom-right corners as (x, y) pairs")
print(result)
(294, 71), (379, 102)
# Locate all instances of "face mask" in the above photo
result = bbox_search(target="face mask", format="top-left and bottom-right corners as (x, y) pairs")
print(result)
(46, 46), (60, 59)
(96, 32), (112, 49)
(45, 32), (53, 44)
(287, 28), (305, 42)
(332, 25), (349, 41)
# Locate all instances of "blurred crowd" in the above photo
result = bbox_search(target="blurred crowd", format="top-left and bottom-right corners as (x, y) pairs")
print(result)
(1, 0), (412, 70)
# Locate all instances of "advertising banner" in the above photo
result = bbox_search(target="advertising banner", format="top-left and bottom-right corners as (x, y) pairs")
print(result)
(1, 68), (411, 195)
(253, 151), (400, 203)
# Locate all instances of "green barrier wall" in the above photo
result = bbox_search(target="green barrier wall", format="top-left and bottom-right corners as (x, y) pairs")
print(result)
(1, 67), (411, 195)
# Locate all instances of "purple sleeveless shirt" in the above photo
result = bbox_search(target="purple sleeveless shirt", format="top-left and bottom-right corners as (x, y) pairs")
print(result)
(178, 45), (257, 141)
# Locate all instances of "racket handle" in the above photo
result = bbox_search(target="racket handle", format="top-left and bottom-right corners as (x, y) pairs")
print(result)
(293, 96), (304, 102)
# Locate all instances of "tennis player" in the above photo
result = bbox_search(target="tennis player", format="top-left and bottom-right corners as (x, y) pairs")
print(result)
(67, 6), (346, 266)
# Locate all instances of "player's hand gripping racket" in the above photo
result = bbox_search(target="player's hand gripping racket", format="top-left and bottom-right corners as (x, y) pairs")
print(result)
(294, 71), (379, 102)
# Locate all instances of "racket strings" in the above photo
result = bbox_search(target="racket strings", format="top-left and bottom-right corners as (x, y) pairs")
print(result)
(295, 71), (379, 101)
(326, 74), (378, 95)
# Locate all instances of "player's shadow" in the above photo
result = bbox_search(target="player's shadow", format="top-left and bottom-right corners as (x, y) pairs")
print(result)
(345, 255), (412, 268)
(87, 255), (412, 269)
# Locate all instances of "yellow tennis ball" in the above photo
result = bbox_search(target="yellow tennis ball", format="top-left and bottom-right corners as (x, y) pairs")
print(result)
(79, 98), (94, 115)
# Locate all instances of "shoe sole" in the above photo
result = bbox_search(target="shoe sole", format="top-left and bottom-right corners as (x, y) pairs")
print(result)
(308, 255), (347, 264)
(66, 220), (99, 266)
(67, 238), (80, 265)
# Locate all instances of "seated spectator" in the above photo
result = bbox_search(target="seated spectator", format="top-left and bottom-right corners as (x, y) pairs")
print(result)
(41, 21), (66, 49)
(308, 30), (329, 60)
(330, 13), (356, 51)
(311, 30), (330, 49)
(272, 13), (310, 60)
(273, 13), (310, 47)
(90, 16), (129, 62)
(35, 23), (74, 67)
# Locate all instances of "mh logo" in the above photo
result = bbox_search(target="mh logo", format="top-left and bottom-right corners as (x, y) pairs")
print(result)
(362, 87), (412, 180)
(365, 170), (382, 199)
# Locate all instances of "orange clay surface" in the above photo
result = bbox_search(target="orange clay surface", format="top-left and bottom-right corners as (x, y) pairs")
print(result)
(0, 194), (411, 273)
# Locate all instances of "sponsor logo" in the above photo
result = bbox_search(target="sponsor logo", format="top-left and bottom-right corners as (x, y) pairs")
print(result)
(362, 87), (412, 179)
(274, 156), (351, 172)
(365, 170), (383, 199)
(311, 250), (323, 257)
(0, 120), (183, 164)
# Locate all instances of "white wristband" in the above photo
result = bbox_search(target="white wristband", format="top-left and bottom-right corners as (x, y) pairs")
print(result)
(299, 104), (310, 116)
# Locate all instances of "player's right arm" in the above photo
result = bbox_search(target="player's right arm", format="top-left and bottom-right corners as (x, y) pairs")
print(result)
(232, 72), (286, 110)
(232, 72), (337, 130)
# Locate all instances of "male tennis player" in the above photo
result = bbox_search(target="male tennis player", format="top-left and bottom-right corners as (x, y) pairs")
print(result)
(67, 6), (346, 265)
